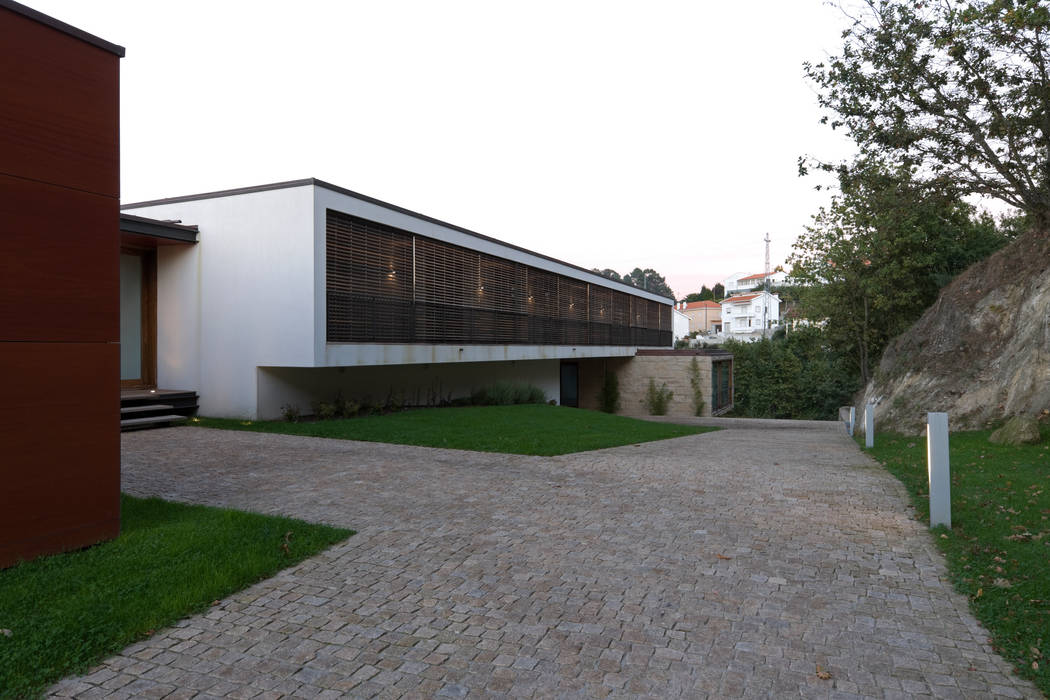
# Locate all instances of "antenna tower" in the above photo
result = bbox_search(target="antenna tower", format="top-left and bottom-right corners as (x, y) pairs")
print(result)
(763, 233), (771, 334)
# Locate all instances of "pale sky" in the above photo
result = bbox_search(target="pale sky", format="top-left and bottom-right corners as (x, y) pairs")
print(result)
(33, 0), (857, 298)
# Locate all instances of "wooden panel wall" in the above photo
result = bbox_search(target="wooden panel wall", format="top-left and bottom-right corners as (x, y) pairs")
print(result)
(326, 210), (674, 347)
(0, 7), (121, 568)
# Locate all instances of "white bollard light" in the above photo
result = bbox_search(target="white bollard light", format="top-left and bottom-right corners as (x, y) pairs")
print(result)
(926, 412), (951, 529)
(848, 406), (856, 437)
(865, 403), (874, 448)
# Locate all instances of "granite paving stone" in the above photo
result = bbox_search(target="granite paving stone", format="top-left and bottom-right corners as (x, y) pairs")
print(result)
(48, 420), (1042, 698)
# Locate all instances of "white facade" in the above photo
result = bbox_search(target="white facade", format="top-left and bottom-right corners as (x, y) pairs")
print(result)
(672, 309), (689, 341)
(125, 180), (671, 418)
(718, 291), (781, 341)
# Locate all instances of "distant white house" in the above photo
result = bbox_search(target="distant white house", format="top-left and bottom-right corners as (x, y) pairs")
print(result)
(722, 270), (788, 296)
(719, 290), (781, 341)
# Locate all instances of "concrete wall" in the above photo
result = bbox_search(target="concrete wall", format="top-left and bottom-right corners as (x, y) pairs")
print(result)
(257, 359), (559, 419)
(578, 351), (732, 418)
(126, 186), (317, 417)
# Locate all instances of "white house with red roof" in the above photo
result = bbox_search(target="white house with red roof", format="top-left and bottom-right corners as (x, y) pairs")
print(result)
(719, 290), (781, 340)
(722, 270), (788, 296)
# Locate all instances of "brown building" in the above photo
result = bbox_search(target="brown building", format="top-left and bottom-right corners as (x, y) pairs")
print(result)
(0, 0), (125, 568)
(675, 300), (722, 334)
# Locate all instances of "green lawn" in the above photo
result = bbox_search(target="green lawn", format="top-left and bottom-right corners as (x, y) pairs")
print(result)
(0, 495), (351, 699)
(195, 404), (715, 455)
(864, 429), (1050, 695)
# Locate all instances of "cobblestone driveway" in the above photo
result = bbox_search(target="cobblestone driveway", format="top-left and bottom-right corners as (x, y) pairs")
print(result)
(52, 422), (1040, 698)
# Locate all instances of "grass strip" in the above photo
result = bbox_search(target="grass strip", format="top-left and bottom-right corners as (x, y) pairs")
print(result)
(864, 429), (1050, 695)
(195, 404), (715, 456)
(0, 494), (351, 698)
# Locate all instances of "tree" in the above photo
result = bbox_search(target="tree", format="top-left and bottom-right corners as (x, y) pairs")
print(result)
(804, 0), (1050, 224)
(592, 268), (622, 282)
(621, 268), (675, 299)
(788, 160), (1010, 383)
(683, 285), (715, 303)
(712, 283), (725, 300)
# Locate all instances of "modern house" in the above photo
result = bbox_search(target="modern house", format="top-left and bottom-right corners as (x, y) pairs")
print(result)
(674, 300), (722, 334)
(121, 179), (678, 419)
(719, 290), (781, 340)
(1, 0), (124, 567)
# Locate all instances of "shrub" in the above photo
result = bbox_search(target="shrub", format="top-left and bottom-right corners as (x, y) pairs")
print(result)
(597, 371), (620, 413)
(642, 378), (673, 415)
(470, 381), (546, 406)
(724, 325), (858, 420)
(280, 403), (300, 422)
(688, 357), (705, 417)
(313, 400), (338, 420)
(384, 389), (405, 413)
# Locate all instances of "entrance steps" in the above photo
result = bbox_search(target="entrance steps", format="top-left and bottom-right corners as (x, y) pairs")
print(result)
(120, 390), (198, 431)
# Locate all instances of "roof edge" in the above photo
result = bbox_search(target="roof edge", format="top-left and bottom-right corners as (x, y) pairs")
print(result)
(122, 177), (675, 305)
(120, 213), (199, 243)
(0, 0), (125, 56)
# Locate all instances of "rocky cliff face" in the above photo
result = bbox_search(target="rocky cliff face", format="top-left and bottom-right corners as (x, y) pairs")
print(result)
(859, 230), (1050, 435)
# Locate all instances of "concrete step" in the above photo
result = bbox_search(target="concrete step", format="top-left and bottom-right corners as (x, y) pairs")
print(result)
(120, 403), (175, 415)
(120, 414), (188, 431)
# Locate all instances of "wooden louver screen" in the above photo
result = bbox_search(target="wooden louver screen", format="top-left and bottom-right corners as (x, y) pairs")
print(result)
(325, 210), (672, 347)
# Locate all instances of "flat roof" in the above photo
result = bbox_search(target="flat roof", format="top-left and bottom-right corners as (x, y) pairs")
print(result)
(120, 213), (199, 243)
(0, 0), (125, 56)
(123, 177), (674, 304)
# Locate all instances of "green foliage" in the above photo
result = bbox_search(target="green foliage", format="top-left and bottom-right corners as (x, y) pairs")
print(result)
(469, 381), (546, 406)
(196, 405), (715, 456)
(805, 0), (1050, 223)
(280, 403), (300, 422)
(789, 160), (1012, 383)
(865, 429), (1050, 696)
(642, 378), (674, 416)
(597, 371), (620, 414)
(336, 396), (360, 418)
(312, 400), (338, 420)
(688, 357), (705, 417)
(683, 285), (715, 303)
(725, 326), (859, 420)
(593, 267), (675, 300)
(0, 495), (351, 698)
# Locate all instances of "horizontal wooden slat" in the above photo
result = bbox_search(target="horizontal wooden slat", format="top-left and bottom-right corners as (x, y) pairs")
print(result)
(325, 210), (670, 346)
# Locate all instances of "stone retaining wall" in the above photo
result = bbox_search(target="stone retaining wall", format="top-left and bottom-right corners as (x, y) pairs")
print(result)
(578, 350), (733, 418)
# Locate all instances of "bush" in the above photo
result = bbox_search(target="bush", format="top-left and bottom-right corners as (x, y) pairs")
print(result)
(470, 381), (546, 406)
(312, 400), (338, 420)
(597, 371), (620, 413)
(642, 378), (673, 415)
(724, 326), (858, 420)
(688, 357), (705, 417)
(280, 403), (300, 422)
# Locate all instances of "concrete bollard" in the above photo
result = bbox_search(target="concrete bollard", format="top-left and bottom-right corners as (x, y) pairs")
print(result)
(865, 403), (874, 448)
(926, 412), (951, 529)
(848, 406), (856, 437)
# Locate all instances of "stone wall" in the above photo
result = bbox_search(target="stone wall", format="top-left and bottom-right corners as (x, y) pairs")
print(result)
(578, 350), (733, 418)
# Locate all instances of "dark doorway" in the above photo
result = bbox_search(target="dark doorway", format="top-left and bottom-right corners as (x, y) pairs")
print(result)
(560, 362), (579, 407)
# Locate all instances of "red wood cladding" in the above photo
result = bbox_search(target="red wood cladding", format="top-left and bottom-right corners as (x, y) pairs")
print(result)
(0, 342), (120, 569)
(0, 174), (119, 341)
(0, 5), (121, 568)
(0, 6), (119, 196)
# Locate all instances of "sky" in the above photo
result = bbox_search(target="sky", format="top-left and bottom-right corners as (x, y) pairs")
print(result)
(32, 0), (858, 298)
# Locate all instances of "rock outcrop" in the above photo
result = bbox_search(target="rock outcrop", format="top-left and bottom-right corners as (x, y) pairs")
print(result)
(988, 416), (1042, 445)
(859, 230), (1050, 435)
